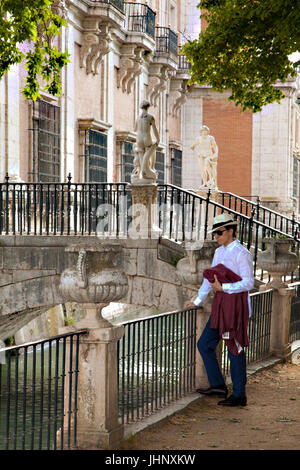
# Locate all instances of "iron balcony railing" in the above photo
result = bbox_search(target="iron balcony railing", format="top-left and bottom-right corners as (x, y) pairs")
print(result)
(117, 307), (197, 424)
(89, 0), (125, 12)
(0, 330), (87, 450)
(124, 2), (156, 39)
(178, 47), (192, 70)
(155, 26), (178, 56)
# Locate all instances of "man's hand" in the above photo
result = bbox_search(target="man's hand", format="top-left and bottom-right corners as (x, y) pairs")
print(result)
(184, 301), (196, 309)
(210, 274), (223, 292)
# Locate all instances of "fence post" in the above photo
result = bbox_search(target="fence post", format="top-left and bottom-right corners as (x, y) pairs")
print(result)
(73, 303), (125, 449)
(257, 237), (298, 360)
(267, 286), (295, 360)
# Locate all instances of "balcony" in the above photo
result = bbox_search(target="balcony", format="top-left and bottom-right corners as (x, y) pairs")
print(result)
(155, 26), (178, 57)
(178, 49), (192, 71)
(124, 2), (156, 39)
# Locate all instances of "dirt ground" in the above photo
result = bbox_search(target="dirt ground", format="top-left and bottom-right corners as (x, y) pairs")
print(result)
(122, 362), (300, 451)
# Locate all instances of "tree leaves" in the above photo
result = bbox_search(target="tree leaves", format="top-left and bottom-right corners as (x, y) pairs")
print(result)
(182, 0), (300, 112)
(0, 0), (69, 100)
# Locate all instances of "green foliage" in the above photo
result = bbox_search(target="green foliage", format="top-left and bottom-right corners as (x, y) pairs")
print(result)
(0, 0), (69, 100)
(182, 0), (300, 112)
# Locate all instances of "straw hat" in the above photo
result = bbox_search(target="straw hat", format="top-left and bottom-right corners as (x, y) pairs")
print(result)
(209, 213), (238, 233)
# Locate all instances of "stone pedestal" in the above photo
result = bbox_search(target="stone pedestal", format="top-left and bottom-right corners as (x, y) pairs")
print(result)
(257, 238), (298, 360)
(195, 302), (210, 389)
(74, 303), (124, 449)
(264, 286), (295, 360)
(129, 183), (161, 239)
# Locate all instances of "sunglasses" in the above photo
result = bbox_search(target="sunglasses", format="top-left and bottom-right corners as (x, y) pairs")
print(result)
(214, 228), (228, 236)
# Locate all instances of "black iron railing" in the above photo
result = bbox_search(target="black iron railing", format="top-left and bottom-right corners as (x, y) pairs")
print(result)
(0, 178), (299, 280)
(221, 192), (300, 239)
(178, 47), (192, 70)
(222, 289), (274, 376)
(0, 175), (129, 237)
(155, 26), (178, 56)
(157, 184), (300, 281)
(124, 2), (156, 39)
(117, 307), (197, 424)
(0, 331), (87, 450)
(89, 0), (125, 12)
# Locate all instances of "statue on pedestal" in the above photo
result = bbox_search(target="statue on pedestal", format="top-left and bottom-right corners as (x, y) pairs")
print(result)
(131, 100), (160, 183)
(191, 125), (218, 188)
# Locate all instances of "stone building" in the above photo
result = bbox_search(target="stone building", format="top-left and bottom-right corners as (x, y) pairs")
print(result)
(0, 0), (191, 188)
(1, 0), (300, 216)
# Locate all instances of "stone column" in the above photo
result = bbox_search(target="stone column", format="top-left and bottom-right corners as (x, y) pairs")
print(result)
(257, 237), (298, 361)
(129, 183), (161, 239)
(59, 244), (128, 449)
(73, 303), (124, 449)
(268, 286), (295, 359)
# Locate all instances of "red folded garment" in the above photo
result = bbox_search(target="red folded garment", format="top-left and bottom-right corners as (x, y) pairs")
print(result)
(203, 263), (249, 355)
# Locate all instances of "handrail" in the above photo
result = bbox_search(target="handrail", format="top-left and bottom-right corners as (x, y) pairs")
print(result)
(220, 190), (299, 236)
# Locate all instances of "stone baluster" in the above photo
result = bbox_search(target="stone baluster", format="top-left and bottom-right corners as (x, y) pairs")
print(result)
(59, 243), (128, 449)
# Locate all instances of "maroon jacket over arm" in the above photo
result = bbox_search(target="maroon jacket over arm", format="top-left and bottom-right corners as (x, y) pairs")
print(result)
(203, 263), (249, 356)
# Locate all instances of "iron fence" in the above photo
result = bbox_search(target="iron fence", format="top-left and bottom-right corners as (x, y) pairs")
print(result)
(124, 2), (156, 39)
(1, 178), (299, 281)
(0, 176), (129, 237)
(155, 26), (178, 56)
(0, 331), (87, 450)
(117, 307), (197, 424)
(157, 184), (300, 281)
(221, 192), (300, 238)
(222, 289), (274, 375)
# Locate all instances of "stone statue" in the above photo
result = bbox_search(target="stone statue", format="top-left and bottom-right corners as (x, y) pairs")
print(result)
(131, 100), (160, 183)
(191, 125), (218, 188)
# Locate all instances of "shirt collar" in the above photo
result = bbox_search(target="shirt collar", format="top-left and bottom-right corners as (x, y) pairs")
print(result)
(223, 239), (239, 251)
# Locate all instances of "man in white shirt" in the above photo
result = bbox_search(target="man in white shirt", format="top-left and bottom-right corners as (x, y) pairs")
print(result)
(184, 213), (254, 406)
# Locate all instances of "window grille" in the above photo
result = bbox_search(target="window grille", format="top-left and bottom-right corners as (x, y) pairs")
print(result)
(120, 141), (134, 182)
(84, 129), (107, 182)
(32, 100), (61, 182)
(171, 148), (182, 187)
(155, 151), (165, 184)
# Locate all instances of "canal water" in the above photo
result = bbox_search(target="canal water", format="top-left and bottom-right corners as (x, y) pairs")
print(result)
(0, 341), (76, 450)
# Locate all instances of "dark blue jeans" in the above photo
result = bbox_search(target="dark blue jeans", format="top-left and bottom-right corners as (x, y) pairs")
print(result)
(197, 316), (247, 398)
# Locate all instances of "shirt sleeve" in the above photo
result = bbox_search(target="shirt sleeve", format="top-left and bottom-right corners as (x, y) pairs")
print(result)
(193, 251), (218, 306)
(222, 250), (254, 294)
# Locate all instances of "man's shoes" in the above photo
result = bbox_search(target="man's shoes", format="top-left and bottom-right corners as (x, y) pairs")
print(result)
(196, 384), (228, 398)
(218, 394), (247, 407)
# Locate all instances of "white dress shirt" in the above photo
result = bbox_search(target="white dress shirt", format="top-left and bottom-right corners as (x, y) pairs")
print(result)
(194, 239), (254, 316)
